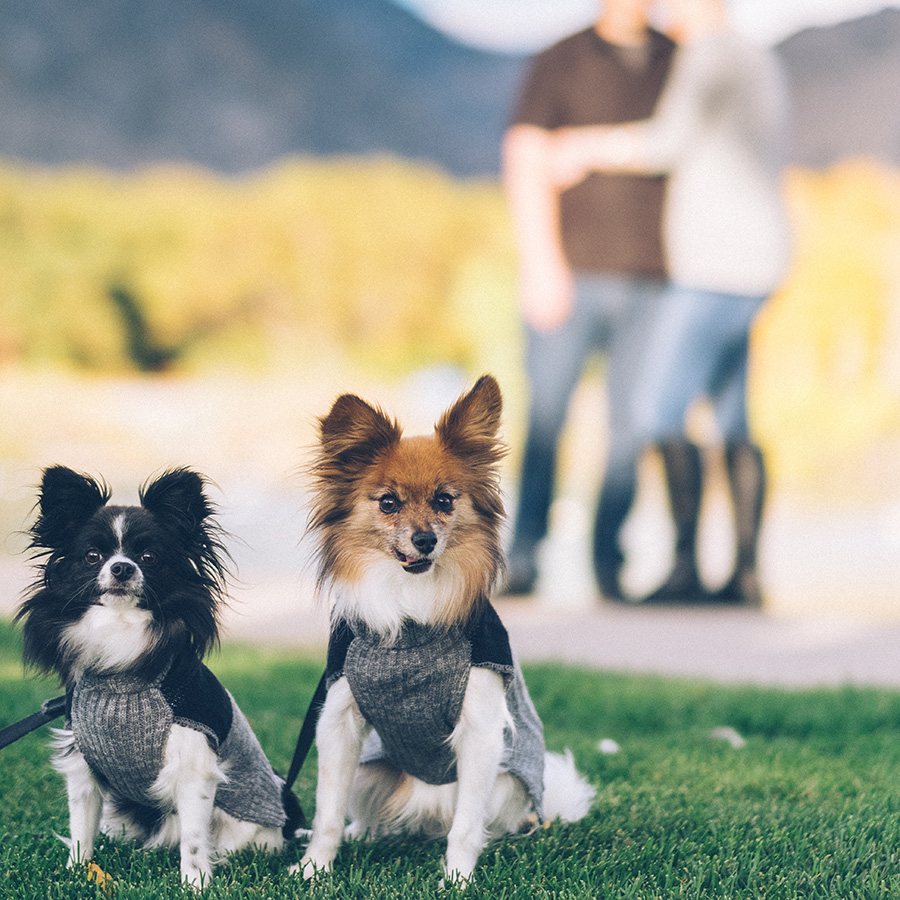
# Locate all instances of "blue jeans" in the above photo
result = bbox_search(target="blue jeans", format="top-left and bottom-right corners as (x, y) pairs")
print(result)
(511, 272), (666, 574)
(632, 284), (766, 445)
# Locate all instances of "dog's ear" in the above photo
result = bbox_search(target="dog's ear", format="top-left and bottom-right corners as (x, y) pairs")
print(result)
(32, 466), (111, 549)
(318, 393), (401, 471)
(436, 375), (506, 468)
(141, 469), (228, 601)
(140, 468), (215, 536)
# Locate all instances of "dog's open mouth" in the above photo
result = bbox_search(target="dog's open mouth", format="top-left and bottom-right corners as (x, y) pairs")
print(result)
(394, 549), (433, 574)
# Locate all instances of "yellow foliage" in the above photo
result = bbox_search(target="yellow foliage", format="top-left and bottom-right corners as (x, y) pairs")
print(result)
(752, 160), (900, 487)
(0, 157), (517, 376)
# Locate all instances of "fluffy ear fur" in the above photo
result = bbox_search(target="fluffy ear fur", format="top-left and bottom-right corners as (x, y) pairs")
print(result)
(318, 394), (402, 473)
(436, 375), (506, 472)
(31, 466), (111, 551)
(309, 395), (401, 537)
(140, 468), (229, 596)
(140, 468), (214, 532)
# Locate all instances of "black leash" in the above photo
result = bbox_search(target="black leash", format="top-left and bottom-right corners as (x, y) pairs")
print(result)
(0, 695), (66, 751)
(279, 669), (328, 834)
(285, 669), (328, 791)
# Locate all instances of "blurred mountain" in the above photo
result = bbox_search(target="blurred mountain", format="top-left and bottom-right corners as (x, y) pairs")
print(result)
(0, 0), (524, 177)
(0, 0), (897, 177)
(777, 7), (900, 168)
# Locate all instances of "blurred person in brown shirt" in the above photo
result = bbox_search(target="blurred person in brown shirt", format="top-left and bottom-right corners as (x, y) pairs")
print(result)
(502, 0), (675, 600)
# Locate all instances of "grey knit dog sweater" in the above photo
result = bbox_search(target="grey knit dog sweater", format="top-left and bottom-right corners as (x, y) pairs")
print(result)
(326, 601), (545, 819)
(67, 653), (287, 829)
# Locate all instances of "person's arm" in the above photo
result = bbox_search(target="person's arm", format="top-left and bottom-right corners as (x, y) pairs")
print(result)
(549, 122), (652, 184)
(549, 43), (709, 184)
(502, 124), (575, 333)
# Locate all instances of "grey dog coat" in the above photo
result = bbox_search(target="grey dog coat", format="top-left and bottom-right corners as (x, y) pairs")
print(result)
(66, 652), (287, 829)
(325, 600), (545, 819)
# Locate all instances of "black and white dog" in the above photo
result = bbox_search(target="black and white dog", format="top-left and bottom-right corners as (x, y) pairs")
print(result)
(16, 466), (301, 888)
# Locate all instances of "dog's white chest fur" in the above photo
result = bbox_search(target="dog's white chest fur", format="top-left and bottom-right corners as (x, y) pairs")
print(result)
(62, 605), (154, 675)
(329, 556), (468, 640)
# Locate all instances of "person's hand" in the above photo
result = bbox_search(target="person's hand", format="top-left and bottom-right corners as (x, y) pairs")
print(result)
(519, 254), (575, 333)
(547, 128), (592, 189)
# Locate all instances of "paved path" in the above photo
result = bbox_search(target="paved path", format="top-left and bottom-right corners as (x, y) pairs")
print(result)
(490, 600), (900, 688)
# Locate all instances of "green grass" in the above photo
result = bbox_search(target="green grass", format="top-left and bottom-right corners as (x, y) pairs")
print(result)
(3, 617), (900, 899)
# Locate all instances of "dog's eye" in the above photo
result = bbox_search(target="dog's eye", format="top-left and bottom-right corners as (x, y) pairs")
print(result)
(84, 549), (102, 566)
(433, 493), (455, 513)
(139, 550), (158, 566)
(378, 495), (400, 514)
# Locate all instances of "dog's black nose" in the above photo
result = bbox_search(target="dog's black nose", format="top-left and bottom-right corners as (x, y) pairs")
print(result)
(111, 561), (136, 582)
(411, 531), (437, 555)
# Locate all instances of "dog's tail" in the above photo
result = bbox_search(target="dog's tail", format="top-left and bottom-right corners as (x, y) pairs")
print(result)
(542, 750), (596, 823)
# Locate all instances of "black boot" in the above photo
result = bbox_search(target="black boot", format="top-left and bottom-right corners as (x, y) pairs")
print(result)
(714, 441), (766, 607)
(593, 491), (630, 603)
(503, 543), (539, 596)
(642, 439), (707, 604)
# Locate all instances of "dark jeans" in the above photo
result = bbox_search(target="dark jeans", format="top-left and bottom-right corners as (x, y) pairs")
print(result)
(511, 272), (667, 576)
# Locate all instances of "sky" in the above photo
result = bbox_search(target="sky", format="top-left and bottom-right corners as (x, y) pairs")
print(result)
(393, 0), (900, 51)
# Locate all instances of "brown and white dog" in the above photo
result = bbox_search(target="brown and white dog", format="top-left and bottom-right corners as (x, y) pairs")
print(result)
(296, 376), (594, 885)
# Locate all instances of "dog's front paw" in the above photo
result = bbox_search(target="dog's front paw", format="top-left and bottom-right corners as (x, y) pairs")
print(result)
(440, 858), (474, 891)
(290, 854), (332, 881)
(61, 839), (92, 869)
(439, 872), (472, 892)
(181, 864), (212, 892)
(440, 847), (479, 890)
